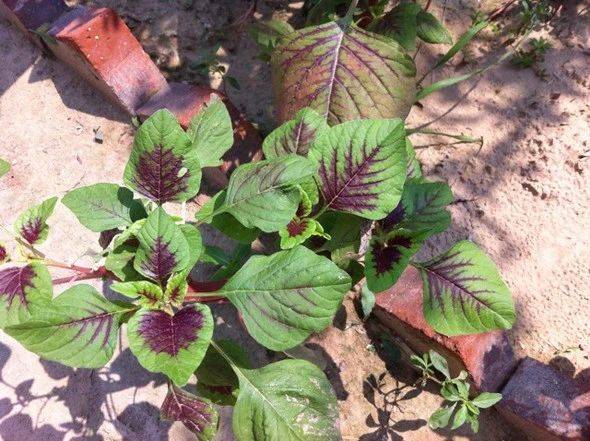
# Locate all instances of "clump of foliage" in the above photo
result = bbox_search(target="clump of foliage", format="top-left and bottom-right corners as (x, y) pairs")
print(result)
(512, 37), (551, 69)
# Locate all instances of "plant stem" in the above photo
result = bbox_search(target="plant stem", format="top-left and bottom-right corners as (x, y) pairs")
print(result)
(343, 0), (360, 26)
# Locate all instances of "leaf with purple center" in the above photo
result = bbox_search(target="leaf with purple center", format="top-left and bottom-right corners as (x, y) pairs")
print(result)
(134, 207), (190, 283)
(218, 246), (351, 351)
(365, 229), (427, 292)
(110, 281), (165, 308)
(164, 271), (189, 307)
(316, 119), (407, 220)
(127, 303), (213, 385)
(0, 263), (52, 328)
(161, 384), (219, 440)
(124, 109), (202, 204)
(271, 21), (416, 125)
(63, 184), (146, 233)
(14, 197), (57, 245)
(279, 218), (326, 249)
(5, 284), (134, 368)
(0, 244), (7, 263)
(415, 240), (515, 336)
(262, 107), (327, 159)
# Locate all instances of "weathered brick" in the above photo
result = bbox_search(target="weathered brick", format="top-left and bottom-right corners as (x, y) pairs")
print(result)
(47, 6), (167, 114)
(0, 0), (69, 48)
(373, 266), (518, 392)
(136, 82), (263, 173)
(497, 357), (590, 441)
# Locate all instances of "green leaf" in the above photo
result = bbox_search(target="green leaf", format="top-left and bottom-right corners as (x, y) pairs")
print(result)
(441, 381), (462, 402)
(5, 284), (134, 368)
(63, 184), (146, 232)
(0, 158), (10, 178)
(179, 223), (203, 271)
(360, 284), (375, 319)
(14, 197), (58, 245)
(417, 240), (516, 335)
(134, 207), (190, 283)
(429, 403), (456, 429)
(110, 280), (164, 308)
(210, 244), (251, 282)
(416, 11), (452, 44)
(105, 244), (142, 282)
(218, 246), (351, 351)
(316, 119), (407, 220)
(164, 272), (189, 306)
(472, 392), (502, 408)
(372, 2), (421, 51)
(231, 357), (340, 441)
(405, 138), (423, 179)
(160, 384), (219, 441)
(195, 339), (251, 396)
(249, 19), (295, 61)
(127, 303), (214, 385)
(113, 219), (146, 249)
(222, 155), (317, 233)
(196, 191), (261, 244)
(262, 107), (327, 159)
(429, 350), (450, 379)
(0, 263), (53, 328)
(124, 109), (202, 204)
(451, 404), (468, 430)
(278, 218), (323, 249)
(186, 98), (234, 168)
(416, 71), (479, 101)
(433, 20), (488, 70)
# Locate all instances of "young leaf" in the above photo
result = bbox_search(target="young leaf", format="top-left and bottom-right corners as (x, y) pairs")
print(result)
(110, 281), (164, 308)
(105, 244), (142, 282)
(113, 219), (146, 249)
(372, 2), (421, 51)
(0, 158), (10, 178)
(127, 303), (214, 385)
(218, 246), (351, 351)
(316, 119), (407, 220)
(472, 392), (502, 408)
(164, 272), (189, 306)
(231, 358), (340, 441)
(451, 403), (468, 430)
(262, 107), (327, 159)
(5, 284), (133, 368)
(417, 241), (516, 336)
(134, 207), (190, 283)
(416, 11), (452, 45)
(365, 229), (426, 292)
(360, 284), (376, 319)
(271, 22), (416, 125)
(63, 184), (146, 233)
(428, 403), (456, 429)
(186, 98), (234, 168)
(0, 263), (52, 328)
(221, 155), (316, 233)
(14, 197), (58, 245)
(161, 384), (219, 441)
(428, 350), (451, 379)
(278, 218), (323, 249)
(124, 109), (202, 204)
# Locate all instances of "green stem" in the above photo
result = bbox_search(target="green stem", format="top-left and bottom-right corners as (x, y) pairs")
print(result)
(342, 0), (360, 26)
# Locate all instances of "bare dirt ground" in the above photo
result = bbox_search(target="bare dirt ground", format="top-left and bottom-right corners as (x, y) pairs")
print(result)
(0, 1), (588, 440)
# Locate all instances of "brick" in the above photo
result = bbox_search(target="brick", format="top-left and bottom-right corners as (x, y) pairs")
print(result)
(136, 82), (263, 173)
(497, 357), (590, 441)
(47, 6), (167, 114)
(0, 0), (69, 48)
(373, 266), (518, 392)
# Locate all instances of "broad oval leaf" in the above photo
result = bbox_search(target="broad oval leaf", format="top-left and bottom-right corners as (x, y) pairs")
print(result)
(232, 358), (340, 441)
(127, 303), (214, 385)
(262, 107), (327, 159)
(134, 207), (190, 283)
(63, 184), (146, 233)
(222, 155), (317, 233)
(271, 21), (416, 125)
(14, 197), (58, 245)
(219, 246), (351, 351)
(0, 263), (52, 328)
(124, 109), (202, 204)
(417, 241), (516, 336)
(5, 284), (134, 368)
(317, 119), (407, 220)
(161, 385), (219, 441)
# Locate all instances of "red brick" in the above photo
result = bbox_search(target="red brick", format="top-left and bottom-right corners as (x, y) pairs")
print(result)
(373, 266), (518, 392)
(136, 82), (263, 173)
(0, 0), (69, 48)
(47, 6), (167, 114)
(497, 357), (590, 441)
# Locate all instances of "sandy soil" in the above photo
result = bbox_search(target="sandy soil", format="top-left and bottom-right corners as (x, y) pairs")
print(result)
(0, 1), (588, 440)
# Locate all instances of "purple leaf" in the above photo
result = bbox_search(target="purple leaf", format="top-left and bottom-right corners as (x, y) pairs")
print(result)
(161, 385), (218, 440)
(0, 245), (6, 262)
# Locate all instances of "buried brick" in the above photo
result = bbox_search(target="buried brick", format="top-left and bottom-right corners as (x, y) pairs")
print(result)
(0, 0), (69, 48)
(497, 357), (590, 441)
(46, 6), (167, 114)
(373, 266), (518, 392)
(136, 82), (263, 174)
